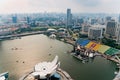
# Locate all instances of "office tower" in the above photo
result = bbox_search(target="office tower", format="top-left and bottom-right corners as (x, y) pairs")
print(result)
(91, 19), (97, 25)
(67, 8), (72, 28)
(26, 16), (30, 24)
(119, 14), (120, 23)
(12, 15), (17, 23)
(116, 23), (120, 43)
(105, 20), (118, 38)
(88, 27), (103, 40)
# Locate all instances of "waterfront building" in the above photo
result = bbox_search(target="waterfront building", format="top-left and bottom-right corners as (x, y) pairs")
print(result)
(67, 8), (72, 28)
(105, 20), (118, 39)
(88, 27), (103, 40)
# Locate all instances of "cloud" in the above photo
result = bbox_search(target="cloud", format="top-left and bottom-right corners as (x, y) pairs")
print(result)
(76, 0), (101, 7)
(0, 0), (120, 14)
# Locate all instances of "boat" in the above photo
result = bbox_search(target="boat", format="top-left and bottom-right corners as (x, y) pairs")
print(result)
(0, 72), (9, 80)
(71, 53), (90, 63)
(20, 56), (73, 80)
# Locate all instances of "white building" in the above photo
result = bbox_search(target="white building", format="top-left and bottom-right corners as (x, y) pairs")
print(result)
(88, 27), (103, 40)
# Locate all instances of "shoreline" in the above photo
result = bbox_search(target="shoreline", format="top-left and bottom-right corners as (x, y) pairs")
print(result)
(64, 38), (120, 80)
(0, 31), (45, 40)
(1, 32), (120, 80)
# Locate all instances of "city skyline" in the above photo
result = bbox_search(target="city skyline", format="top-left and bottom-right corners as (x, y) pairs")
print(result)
(0, 0), (120, 14)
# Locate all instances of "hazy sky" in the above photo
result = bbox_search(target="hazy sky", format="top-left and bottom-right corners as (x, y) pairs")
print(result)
(0, 0), (120, 14)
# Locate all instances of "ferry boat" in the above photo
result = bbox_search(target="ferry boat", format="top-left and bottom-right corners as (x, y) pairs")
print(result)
(20, 56), (73, 80)
(0, 72), (9, 80)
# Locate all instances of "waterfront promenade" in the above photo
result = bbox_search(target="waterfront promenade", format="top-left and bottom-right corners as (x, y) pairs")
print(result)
(0, 31), (45, 40)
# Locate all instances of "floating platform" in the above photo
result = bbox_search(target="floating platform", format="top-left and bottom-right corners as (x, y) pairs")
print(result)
(19, 56), (73, 80)
(19, 68), (73, 80)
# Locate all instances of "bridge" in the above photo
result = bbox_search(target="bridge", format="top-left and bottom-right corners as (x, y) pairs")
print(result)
(0, 31), (45, 40)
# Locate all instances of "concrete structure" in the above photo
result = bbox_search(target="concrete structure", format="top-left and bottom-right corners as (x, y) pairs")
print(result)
(91, 19), (97, 25)
(67, 9), (72, 28)
(26, 16), (31, 24)
(88, 27), (103, 40)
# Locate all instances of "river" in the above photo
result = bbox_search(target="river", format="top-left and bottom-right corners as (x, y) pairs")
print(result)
(0, 34), (117, 80)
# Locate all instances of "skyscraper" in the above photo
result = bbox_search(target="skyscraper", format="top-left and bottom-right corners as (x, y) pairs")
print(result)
(116, 23), (120, 43)
(119, 14), (120, 23)
(12, 15), (17, 23)
(26, 16), (30, 24)
(67, 8), (72, 28)
(105, 20), (118, 38)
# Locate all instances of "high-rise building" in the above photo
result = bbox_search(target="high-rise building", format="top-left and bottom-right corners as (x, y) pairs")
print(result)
(116, 23), (120, 43)
(105, 20), (118, 38)
(67, 8), (72, 28)
(26, 16), (30, 24)
(119, 14), (120, 23)
(12, 15), (17, 23)
(106, 16), (112, 22)
(88, 27), (103, 40)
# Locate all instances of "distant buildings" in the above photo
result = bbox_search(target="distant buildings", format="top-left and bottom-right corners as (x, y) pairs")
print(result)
(0, 27), (18, 36)
(119, 14), (120, 23)
(91, 19), (97, 25)
(105, 20), (118, 39)
(116, 23), (120, 44)
(106, 16), (112, 22)
(81, 23), (91, 35)
(67, 8), (72, 28)
(12, 15), (17, 23)
(26, 16), (31, 24)
(88, 27), (103, 40)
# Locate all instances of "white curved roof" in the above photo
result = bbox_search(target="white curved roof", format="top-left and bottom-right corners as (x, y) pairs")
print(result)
(0, 76), (5, 80)
(32, 56), (60, 79)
